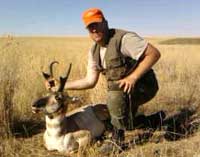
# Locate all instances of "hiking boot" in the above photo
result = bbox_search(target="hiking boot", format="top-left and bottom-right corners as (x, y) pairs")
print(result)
(112, 128), (125, 146)
(98, 128), (126, 155)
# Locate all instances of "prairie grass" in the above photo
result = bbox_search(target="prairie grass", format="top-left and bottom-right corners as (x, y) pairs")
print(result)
(0, 36), (200, 156)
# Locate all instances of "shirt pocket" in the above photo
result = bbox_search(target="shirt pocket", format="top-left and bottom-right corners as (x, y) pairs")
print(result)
(108, 57), (124, 69)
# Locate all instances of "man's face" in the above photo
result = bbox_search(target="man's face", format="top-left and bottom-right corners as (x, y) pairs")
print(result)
(87, 22), (106, 43)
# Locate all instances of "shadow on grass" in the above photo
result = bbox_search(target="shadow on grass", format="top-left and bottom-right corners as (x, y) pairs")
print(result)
(159, 38), (200, 45)
(162, 108), (199, 140)
(11, 118), (45, 138)
(120, 107), (200, 150)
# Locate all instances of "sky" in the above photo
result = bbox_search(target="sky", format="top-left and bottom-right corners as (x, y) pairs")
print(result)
(0, 0), (200, 37)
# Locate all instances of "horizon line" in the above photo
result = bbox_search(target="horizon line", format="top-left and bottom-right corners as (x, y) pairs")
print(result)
(1, 34), (200, 38)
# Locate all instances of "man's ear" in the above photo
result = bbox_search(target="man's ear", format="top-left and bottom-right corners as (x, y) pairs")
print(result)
(103, 19), (108, 28)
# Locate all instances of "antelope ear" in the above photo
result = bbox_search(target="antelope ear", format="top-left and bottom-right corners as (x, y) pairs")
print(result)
(42, 72), (51, 80)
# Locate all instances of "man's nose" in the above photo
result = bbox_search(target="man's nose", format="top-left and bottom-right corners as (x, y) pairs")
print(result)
(92, 29), (97, 33)
(90, 28), (97, 33)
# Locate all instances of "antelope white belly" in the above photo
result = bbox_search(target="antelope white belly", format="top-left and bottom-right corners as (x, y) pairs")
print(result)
(44, 131), (78, 153)
(44, 116), (67, 152)
(44, 130), (65, 152)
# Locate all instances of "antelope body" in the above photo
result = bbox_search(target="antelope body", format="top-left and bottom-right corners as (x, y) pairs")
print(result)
(32, 62), (110, 155)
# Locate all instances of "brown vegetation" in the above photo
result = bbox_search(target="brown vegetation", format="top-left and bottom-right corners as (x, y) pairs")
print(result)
(0, 36), (200, 156)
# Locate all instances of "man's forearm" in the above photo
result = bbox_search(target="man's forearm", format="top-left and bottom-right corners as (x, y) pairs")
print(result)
(64, 69), (100, 90)
(64, 78), (96, 90)
(129, 44), (161, 81)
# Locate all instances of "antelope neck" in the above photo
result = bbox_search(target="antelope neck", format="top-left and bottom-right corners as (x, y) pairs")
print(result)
(44, 103), (64, 119)
(45, 114), (65, 137)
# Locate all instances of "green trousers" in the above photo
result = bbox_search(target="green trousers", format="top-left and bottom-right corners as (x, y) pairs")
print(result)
(107, 70), (159, 130)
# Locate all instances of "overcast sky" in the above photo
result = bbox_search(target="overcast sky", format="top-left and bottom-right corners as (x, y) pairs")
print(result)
(0, 0), (199, 36)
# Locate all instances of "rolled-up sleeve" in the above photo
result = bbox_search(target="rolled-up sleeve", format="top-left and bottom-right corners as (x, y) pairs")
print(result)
(121, 32), (148, 60)
(86, 49), (100, 85)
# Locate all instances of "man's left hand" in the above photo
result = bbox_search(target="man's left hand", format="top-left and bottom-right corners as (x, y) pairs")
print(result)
(116, 76), (137, 93)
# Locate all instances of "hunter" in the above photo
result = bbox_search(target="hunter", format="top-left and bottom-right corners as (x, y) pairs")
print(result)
(46, 8), (161, 147)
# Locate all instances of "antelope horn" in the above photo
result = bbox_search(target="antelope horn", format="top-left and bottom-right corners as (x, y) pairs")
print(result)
(49, 61), (59, 77)
(42, 61), (59, 80)
(58, 63), (72, 92)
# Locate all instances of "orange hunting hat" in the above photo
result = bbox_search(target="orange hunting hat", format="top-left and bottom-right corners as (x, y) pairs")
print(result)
(82, 8), (104, 27)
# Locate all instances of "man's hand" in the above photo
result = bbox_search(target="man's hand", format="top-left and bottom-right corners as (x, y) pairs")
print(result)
(116, 76), (137, 93)
(116, 43), (161, 94)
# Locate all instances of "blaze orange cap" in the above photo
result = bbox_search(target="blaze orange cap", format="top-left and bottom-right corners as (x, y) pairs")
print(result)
(82, 8), (104, 27)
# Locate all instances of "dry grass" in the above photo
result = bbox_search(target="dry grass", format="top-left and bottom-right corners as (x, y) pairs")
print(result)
(0, 36), (200, 156)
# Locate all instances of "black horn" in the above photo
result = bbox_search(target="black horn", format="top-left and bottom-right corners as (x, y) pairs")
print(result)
(58, 63), (72, 92)
(42, 61), (59, 80)
(50, 61), (59, 77)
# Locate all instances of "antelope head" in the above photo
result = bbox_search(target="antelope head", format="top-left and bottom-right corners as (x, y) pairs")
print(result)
(32, 61), (73, 119)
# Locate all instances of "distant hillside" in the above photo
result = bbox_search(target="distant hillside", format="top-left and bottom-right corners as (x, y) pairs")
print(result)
(159, 38), (200, 45)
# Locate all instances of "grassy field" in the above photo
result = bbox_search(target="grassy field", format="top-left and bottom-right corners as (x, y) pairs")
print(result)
(0, 36), (200, 157)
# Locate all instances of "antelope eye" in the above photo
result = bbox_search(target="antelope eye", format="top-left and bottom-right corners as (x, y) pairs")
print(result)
(55, 94), (62, 101)
(49, 80), (55, 87)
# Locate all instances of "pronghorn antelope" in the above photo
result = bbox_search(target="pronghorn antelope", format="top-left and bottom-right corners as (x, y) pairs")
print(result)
(32, 61), (110, 155)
